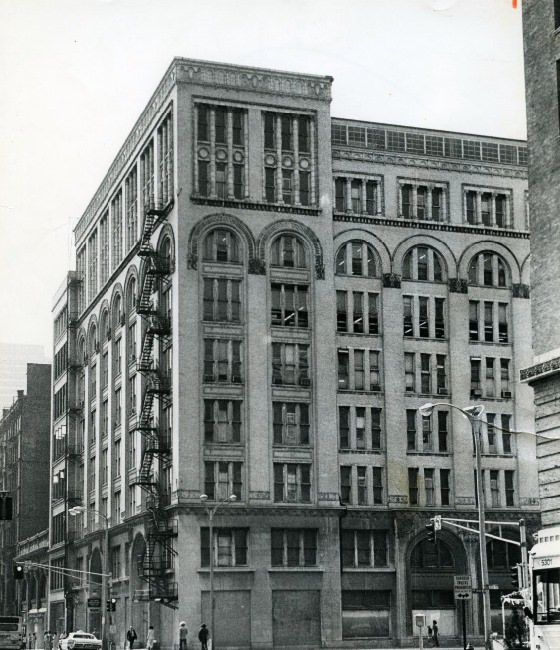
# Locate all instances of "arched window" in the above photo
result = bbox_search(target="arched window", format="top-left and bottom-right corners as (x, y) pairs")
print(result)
(411, 539), (454, 569)
(468, 252), (508, 287)
(89, 325), (98, 357)
(402, 246), (445, 282)
(486, 534), (521, 569)
(270, 234), (308, 268)
(99, 309), (109, 341)
(160, 237), (173, 266)
(336, 241), (377, 277)
(78, 338), (86, 365)
(126, 277), (137, 314)
(112, 294), (123, 329)
(203, 228), (240, 263)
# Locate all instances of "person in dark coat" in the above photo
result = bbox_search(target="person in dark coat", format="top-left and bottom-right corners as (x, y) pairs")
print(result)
(197, 624), (209, 650)
(432, 620), (440, 647)
(126, 626), (138, 650)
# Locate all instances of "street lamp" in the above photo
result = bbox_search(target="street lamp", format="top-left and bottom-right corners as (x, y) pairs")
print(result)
(199, 493), (237, 649)
(418, 402), (491, 650)
(68, 506), (110, 650)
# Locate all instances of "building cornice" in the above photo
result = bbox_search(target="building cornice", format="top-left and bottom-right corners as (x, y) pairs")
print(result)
(521, 356), (560, 384)
(333, 147), (528, 179)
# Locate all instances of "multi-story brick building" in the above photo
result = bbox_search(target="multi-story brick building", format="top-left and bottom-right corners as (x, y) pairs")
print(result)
(0, 364), (51, 626)
(49, 58), (539, 649)
(520, 0), (560, 529)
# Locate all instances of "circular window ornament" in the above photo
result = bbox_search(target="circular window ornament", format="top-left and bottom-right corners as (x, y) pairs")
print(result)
(264, 153), (277, 166)
(198, 147), (210, 160)
(233, 150), (244, 163)
(215, 148), (227, 161)
(299, 158), (310, 170)
(282, 155), (294, 168)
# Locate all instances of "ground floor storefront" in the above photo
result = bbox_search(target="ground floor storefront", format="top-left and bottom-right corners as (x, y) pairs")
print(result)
(48, 508), (540, 649)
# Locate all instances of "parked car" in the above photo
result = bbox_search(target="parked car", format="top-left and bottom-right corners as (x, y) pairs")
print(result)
(58, 632), (101, 650)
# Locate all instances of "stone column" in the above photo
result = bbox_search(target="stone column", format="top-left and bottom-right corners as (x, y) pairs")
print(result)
(209, 109), (216, 198)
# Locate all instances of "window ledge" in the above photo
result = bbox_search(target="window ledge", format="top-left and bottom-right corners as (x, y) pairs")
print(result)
(268, 567), (324, 573)
(198, 567), (255, 574)
(342, 566), (395, 573)
(407, 451), (450, 457)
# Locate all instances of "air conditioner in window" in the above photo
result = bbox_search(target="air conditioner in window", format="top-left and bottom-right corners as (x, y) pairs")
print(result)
(471, 389), (483, 398)
(437, 388), (448, 395)
(299, 377), (311, 387)
(371, 384), (381, 392)
(501, 390), (512, 399)
(232, 375), (242, 384)
(203, 375), (215, 383)
(272, 377), (283, 385)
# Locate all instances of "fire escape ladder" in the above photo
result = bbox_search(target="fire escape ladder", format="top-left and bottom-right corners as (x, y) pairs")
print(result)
(133, 203), (175, 607)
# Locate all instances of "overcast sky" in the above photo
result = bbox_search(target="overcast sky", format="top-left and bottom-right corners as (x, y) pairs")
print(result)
(0, 0), (525, 358)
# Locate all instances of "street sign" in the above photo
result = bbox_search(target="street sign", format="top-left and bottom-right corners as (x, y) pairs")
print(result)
(454, 575), (472, 600)
(88, 597), (102, 608)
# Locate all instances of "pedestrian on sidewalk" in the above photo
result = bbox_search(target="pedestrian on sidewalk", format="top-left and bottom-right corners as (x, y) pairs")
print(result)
(146, 626), (155, 650)
(126, 626), (137, 650)
(179, 622), (188, 650)
(432, 620), (440, 647)
(44, 630), (54, 650)
(197, 624), (209, 650)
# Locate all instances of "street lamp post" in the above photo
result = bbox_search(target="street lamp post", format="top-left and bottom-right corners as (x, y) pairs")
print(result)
(199, 493), (236, 650)
(419, 402), (492, 650)
(68, 506), (110, 650)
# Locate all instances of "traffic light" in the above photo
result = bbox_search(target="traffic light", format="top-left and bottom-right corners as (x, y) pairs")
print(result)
(13, 564), (24, 580)
(511, 564), (521, 590)
(0, 494), (13, 520)
(106, 598), (117, 612)
(425, 519), (437, 544)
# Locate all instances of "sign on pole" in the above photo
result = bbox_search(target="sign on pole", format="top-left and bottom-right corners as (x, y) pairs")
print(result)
(88, 597), (102, 608)
(454, 575), (472, 600)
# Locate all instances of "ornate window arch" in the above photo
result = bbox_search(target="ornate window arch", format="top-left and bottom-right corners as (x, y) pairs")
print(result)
(468, 251), (509, 288)
(402, 246), (446, 282)
(99, 308), (110, 341)
(410, 538), (454, 569)
(203, 228), (240, 263)
(335, 240), (378, 277)
(270, 233), (308, 269)
(112, 293), (123, 329)
(88, 322), (98, 357)
(126, 276), (137, 314)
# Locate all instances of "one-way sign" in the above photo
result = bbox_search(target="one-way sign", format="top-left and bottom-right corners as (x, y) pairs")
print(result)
(454, 575), (472, 600)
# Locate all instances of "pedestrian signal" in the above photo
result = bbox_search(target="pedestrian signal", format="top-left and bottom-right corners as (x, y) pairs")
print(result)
(425, 519), (437, 544)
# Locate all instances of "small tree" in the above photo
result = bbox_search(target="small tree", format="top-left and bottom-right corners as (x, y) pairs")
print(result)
(504, 606), (527, 649)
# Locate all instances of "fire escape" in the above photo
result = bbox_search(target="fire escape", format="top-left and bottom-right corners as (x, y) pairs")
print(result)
(133, 199), (178, 608)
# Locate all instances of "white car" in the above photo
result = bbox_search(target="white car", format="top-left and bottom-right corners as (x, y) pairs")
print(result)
(58, 632), (102, 650)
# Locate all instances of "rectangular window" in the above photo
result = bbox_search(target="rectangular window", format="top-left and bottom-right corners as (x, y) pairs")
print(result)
(158, 112), (173, 204)
(466, 190), (476, 224)
(486, 357), (495, 397)
(490, 470), (500, 507)
(422, 413), (432, 451)
(424, 468), (435, 506)
(372, 467), (383, 504)
(274, 463), (311, 503)
(233, 164), (244, 199)
(204, 338), (242, 384)
(125, 168), (138, 251)
(440, 469), (450, 506)
(505, 470), (515, 507)
(338, 350), (349, 390)
(335, 178), (346, 212)
(298, 116), (310, 153)
(271, 528), (317, 567)
(336, 291), (347, 332)
(436, 354), (447, 394)
(215, 107), (226, 144)
(216, 162), (227, 199)
(498, 303), (508, 343)
(469, 301), (479, 341)
(487, 413), (497, 453)
(204, 400), (242, 444)
(405, 353), (415, 393)
(357, 466), (367, 505)
(100, 215), (109, 286)
(471, 359), (481, 396)
(419, 297), (429, 337)
(198, 105), (209, 142)
(204, 461), (242, 500)
(198, 160), (209, 196)
(407, 410), (417, 451)
(502, 414), (512, 454)
(339, 406), (350, 449)
(271, 284), (308, 328)
(299, 170), (310, 206)
(88, 230), (98, 300)
(438, 411), (449, 453)
(201, 528), (247, 567)
(341, 530), (388, 567)
(420, 354), (431, 394)
(435, 298), (445, 339)
(403, 296), (413, 337)
(365, 180), (377, 215)
(264, 113), (275, 149)
(203, 278), (241, 323)
(371, 408), (382, 450)
(281, 115), (293, 151)
(500, 358), (511, 396)
(281, 169), (293, 204)
(402, 184), (413, 218)
(273, 402), (310, 446)
(340, 466), (352, 504)
(408, 467), (419, 505)
(484, 301), (494, 342)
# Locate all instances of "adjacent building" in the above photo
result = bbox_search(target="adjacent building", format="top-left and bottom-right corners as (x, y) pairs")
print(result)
(0, 344), (49, 412)
(0, 364), (51, 624)
(49, 58), (539, 649)
(520, 0), (560, 528)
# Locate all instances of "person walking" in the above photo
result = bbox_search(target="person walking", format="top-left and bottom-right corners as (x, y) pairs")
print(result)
(44, 630), (54, 650)
(146, 626), (155, 650)
(197, 624), (209, 650)
(126, 626), (138, 650)
(179, 622), (188, 650)
(432, 620), (440, 647)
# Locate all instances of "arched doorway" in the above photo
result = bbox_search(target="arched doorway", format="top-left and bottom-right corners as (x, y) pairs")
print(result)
(408, 531), (469, 639)
(89, 548), (103, 635)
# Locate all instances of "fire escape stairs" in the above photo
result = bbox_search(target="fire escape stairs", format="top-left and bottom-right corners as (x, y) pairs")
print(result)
(133, 199), (176, 607)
